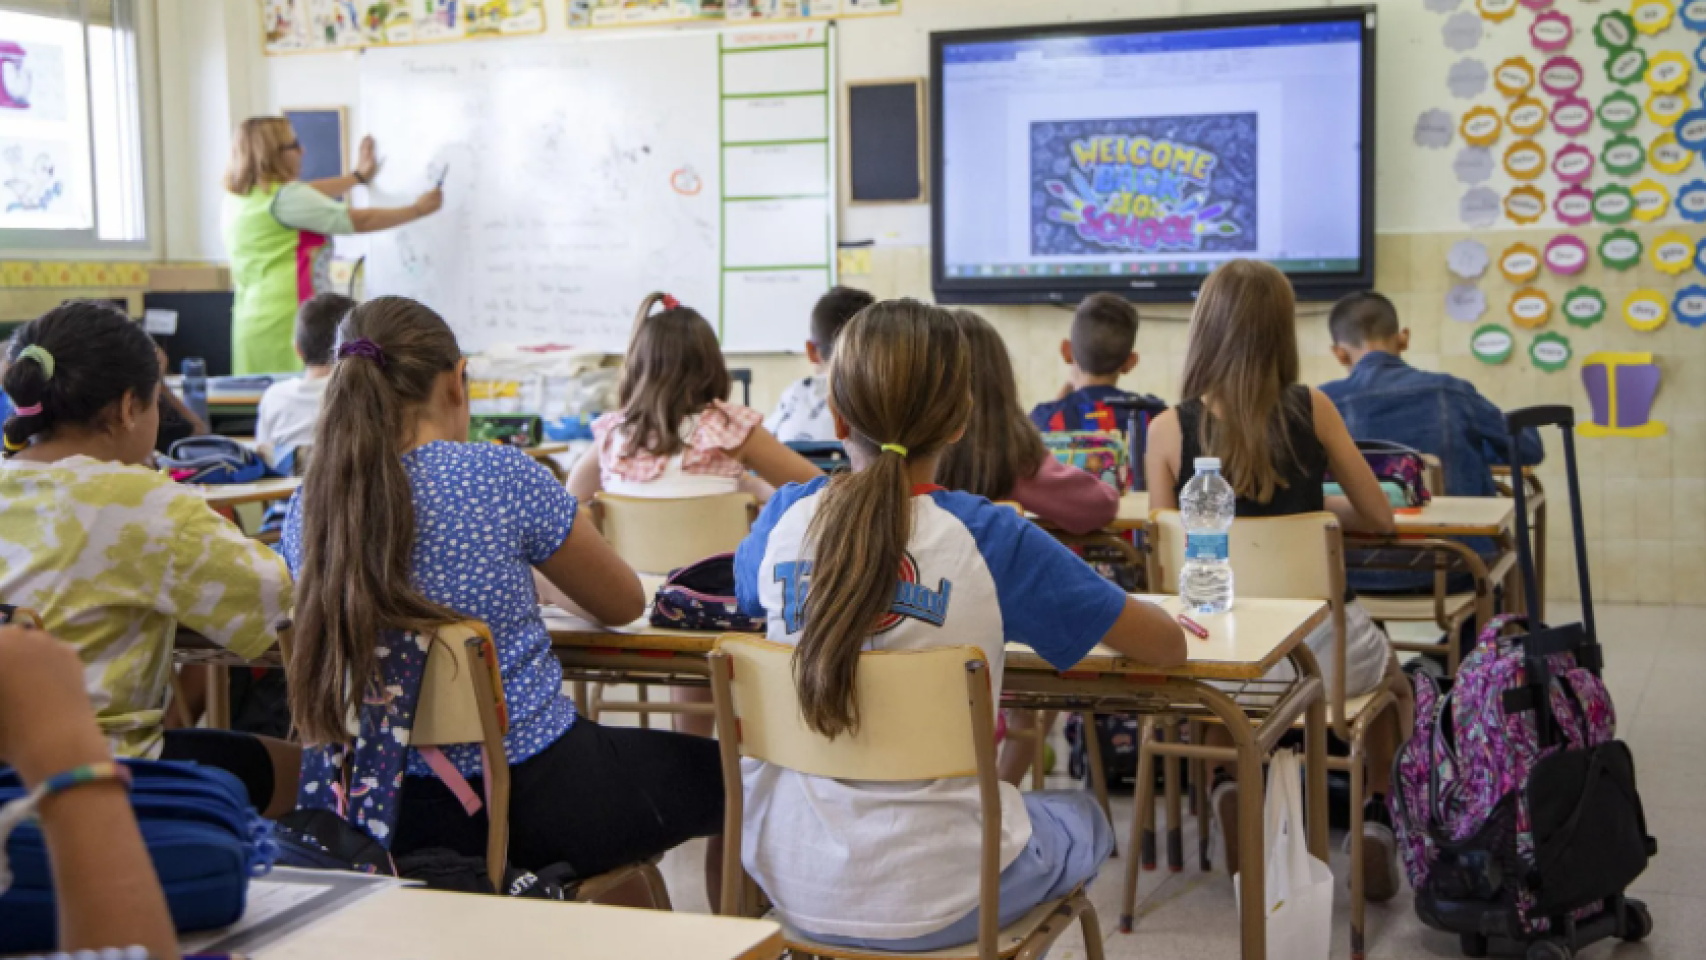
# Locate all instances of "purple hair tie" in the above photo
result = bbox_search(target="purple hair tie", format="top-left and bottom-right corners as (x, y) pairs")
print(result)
(12, 403), (41, 417)
(337, 338), (387, 368)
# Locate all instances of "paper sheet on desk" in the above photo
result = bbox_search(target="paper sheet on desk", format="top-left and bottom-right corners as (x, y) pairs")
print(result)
(181, 867), (403, 955)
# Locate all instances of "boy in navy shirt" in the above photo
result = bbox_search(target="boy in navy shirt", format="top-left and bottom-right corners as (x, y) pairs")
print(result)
(1029, 292), (1165, 437)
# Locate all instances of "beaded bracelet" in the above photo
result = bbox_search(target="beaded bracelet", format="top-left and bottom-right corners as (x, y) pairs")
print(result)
(0, 762), (133, 896)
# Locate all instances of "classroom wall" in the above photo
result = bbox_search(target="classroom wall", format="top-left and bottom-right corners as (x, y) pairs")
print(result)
(157, 0), (1706, 604)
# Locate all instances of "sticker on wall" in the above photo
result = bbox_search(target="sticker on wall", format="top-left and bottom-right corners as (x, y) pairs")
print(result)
(1686, 0), (1706, 30)
(1510, 287), (1554, 327)
(1556, 184), (1595, 225)
(1633, 179), (1673, 220)
(1448, 238), (1490, 278)
(1563, 286), (1608, 326)
(1462, 186), (1503, 227)
(1507, 97), (1549, 134)
(1445, 11), (1486, 51)
(1648, 90), (1691, 126)
(1415, 109), (1456, 149)
(1608, 47), (1650, 86)
(1632, 0), (1677, 35)
(1553, 143), (1596, 182)
(1581, 352), (1667, 438)
(1504, 140), (1548, 179)
(1545, 234), (1589, 275)
(1602, 134), (1647, 175)
(1506, 185), (1547, 223)
(1447, 284), (1489, 322)
(1495, 57), (1537, 97)
(1551, 95), (1595, 137)
(1674, 285), (1706, 325)
(1531, 10), (1574, 50)
(1531, 332), (1574, 372)
(1593, 183), (1636, 223)
(1479, 0), (1520, 22)
(1449, 58), (1491, 98)
(1500, 242), (1543, 281)
(1678, 108), (1706, 150)
(1624, 290), (1671, 331)
(1472, 324), (1516, 364)
(1456, 146), (1497, 184)
(1595, 10), (1637, 50)
(1649, 51), (1692, 92)
(1678, 179), (1706, 219)
(1460, 106), (1503, 146)
(1599, 90), (1642, 131)
(1540, 55), (1585, 96)
(1652, 230), (1697, 274)
(1599, 228), (1644, 269)
(1651, 131), (1695, 173)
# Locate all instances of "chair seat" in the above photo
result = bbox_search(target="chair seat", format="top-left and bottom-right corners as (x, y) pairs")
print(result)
(1332, 691), (1386, 727)
(773, 888), (1083, 960)
(1360, 591), (1476, 625)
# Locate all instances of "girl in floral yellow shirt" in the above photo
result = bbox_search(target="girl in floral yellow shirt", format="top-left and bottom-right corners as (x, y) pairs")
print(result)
(0, 302), (296, 814)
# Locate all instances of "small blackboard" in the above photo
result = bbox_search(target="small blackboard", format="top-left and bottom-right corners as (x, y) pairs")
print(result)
(283, 107), (348, 182)
(847, 80), (926, 204)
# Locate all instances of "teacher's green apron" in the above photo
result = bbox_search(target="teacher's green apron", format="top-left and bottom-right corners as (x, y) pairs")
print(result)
(223, 185), (330, 375)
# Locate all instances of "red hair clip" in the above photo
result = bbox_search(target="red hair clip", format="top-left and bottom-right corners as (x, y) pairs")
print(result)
(661, 294), (681, 311)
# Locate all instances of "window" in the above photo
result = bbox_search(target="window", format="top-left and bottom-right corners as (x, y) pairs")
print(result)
(0, 0), (145, 244)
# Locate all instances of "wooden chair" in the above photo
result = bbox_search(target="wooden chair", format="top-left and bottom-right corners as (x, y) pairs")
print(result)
(1137, 511), (1399, 959)
(414, 622), (670, 909)
(709, 636), (1106, 960)
(585, 492), (757, 726)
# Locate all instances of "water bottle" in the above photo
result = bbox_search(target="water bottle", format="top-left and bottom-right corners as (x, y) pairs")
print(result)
(180, 357), (209, 426)
(1179, 456), (1236, 614)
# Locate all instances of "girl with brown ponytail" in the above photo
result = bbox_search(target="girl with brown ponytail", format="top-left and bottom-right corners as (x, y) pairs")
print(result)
(732, 299), (1184, 952)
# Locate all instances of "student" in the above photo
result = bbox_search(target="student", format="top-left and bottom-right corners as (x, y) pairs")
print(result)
(765, 285), (875, 442)
(567, 292), (819, 507)
(1322, 291), (1544, 592)
(283, 296), (724, 890)
(255, 291), (355, 471)
(0, 626), (179, 960)
(0, 302), (297, 816)
(734, 299), (1186, 951)
(1029, 292), (1166, 436)
(1145, 260), (1412, 902)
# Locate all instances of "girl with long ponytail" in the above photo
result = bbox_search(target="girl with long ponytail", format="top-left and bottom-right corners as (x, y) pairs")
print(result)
(732, 299), (1185, 952)
(281, 296), (726, 894)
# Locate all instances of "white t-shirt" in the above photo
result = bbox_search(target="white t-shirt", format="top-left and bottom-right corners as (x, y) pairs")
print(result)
(255, 375), (329, 468)
(733, 477), (1127, 940)
(764, 375), (836, 443)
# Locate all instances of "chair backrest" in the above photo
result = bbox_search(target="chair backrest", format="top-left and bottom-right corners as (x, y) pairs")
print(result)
(412, 622), (507, 747)
(713, 635), (992, 782)
(1148, 510), (1341, 601)
(1421, 453), (1445, 498)
(591, 492), (757, 576)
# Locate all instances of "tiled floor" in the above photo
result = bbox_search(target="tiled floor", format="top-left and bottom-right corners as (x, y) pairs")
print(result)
(646, 604), (1693, 958)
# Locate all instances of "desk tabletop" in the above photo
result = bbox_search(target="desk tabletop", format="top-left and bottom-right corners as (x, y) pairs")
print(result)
(1116, 492), (1517, 538)
(195, 476), (302, 509)
(256, 888), (784, 960)
(549, 594), (1328, 682)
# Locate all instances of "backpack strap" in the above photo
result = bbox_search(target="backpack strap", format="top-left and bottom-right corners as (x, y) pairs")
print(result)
(419, 747), (483, 816)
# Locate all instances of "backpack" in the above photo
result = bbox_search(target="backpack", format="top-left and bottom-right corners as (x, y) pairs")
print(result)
(1041, 431), (1129, 491)
(1063, 712), (1142, 789)
(1326, 439), (1432, 509)
(161, 436), (268, 485)
(650, 554), (765, 633)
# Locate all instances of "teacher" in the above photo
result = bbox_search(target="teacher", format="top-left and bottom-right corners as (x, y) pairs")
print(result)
(221, 116), (442, 375)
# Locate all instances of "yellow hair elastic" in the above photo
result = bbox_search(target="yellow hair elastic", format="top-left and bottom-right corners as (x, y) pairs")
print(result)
(16, 345), (54, 380)
(3, 434), (26, 452)
(880, 443), (908, 458)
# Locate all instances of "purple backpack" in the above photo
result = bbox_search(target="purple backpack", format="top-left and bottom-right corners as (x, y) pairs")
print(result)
(650, 553), (764, 633)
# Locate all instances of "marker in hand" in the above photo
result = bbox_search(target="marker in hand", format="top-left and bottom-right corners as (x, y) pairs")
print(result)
(436, 163), (450, 189)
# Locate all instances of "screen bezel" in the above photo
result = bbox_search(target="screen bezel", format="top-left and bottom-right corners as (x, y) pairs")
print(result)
(929, 5), (1377, 306)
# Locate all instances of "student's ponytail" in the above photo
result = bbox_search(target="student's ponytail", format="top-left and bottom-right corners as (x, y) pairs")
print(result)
(289, 296), (464, 745)
(795, 299), (972, 738)
(3, 301), (159, 456)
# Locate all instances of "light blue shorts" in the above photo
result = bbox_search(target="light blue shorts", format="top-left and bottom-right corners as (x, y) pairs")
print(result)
(798, 790), (1115, 953)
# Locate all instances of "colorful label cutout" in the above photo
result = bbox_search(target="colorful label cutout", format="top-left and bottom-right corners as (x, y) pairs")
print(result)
(1510, 287), (1553, 327)
(1633, 179), (1674, 220)
(1553, 143), (1596, 182)
(1556, 184), (1595, 225)
(1608, 47), (1650, 86)
(1674, 285), (1706, 326)
(1504, 139), (1548, 179)
(1479, 0), (1519, 21)
(1647, 90), (1691, 126)
(1460, 106), (1503, 146)
(1624, 291), (1671, 331)
(1531, 10), (1574, 50)
(1472, 324), (1516, 365)
(1595, 10), (1636, 50)
(1600, 228), (1644, 269)
(1507, 96), (1548, 134)
(1495, 57), (1537, 96)
(1652, 230), (1697, 274)
(1545, 234), (1589, 275)
(1500, 242), (1542, 281)
(1648, 51), (1692, 91)
(1632, 0), (1677, 35)
(1683, 0), (1706, 30)
(1603, 134), (1647, 175)
(1580, 352), (1667, 438)
(1506, 185), (1546, 223)
(1650, 131), (1695, 173)
(1599, 91), (1642, 131)
(1677, 179), (1706, 220)
(1563, 286), (1607, 327)
(1552, 95), (1595, 137)
(1531, 332), (1573, 373)
(1678, 108), (1706, 150)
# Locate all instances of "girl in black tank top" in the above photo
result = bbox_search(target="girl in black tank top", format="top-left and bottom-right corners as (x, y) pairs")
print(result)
(1174, 383), (1327, 517)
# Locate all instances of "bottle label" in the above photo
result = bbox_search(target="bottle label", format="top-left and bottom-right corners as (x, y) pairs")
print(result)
(1186, 532), (1228, 562)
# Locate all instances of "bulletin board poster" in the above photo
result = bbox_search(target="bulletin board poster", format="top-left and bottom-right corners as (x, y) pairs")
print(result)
(0, 12), (93, 230)
(566, 0), (897, 29)
(262, 0), (546, 56)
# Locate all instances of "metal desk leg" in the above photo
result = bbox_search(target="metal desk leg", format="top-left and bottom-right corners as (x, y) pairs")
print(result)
(1293, 644), (1331, 861)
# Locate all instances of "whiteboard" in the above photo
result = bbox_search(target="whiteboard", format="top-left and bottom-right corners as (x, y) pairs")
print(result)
(357, 27), (835, 356)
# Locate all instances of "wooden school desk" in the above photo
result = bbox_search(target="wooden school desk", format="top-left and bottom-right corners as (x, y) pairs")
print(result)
(548, 595), (1332, 960)
(195, 476), (302, 510)
(254, 887), (784, 960)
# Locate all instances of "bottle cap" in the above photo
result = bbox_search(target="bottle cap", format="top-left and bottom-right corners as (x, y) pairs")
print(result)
(1194, 457), (1222, 472)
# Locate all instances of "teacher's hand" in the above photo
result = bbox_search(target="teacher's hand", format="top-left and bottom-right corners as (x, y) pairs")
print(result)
(356, 135), (381, 184)
(413, 187), (444, 217)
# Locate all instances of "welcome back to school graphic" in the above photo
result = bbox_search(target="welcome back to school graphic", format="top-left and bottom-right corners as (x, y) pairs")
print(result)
(1031, 114), (1258, 258)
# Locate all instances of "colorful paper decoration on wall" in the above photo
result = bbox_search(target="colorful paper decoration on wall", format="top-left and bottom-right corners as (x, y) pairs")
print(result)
(1445, 11), (1486, 51)
(1594, 183), (1637, 223)
(1679, 179), (1706, 220)
(1508, 96), (1549, 134)
(1648, 91), (1691, 126)
(1553, 143), (1595, 182)
(1500, 242), (1542, 281)
(1564, 286), (1608, 326)
(1632, 179), (1673, 220)
(1448, 284), (1489, 322)
(1457, 146), (1496, 183)
(1674, 284), (1706, 326)
(1539, 54), (1585, 96)
(1581, 352), (1667, 438)
(1531, 332), (1573, 372)
(1504, 140), (1547, 178)
(1496, 56), (1537, 95)
(1647, 50), (1692, 91)
(1416, 109), (1456, 149)
(1531, 10), (1574, 51)
(568, 0), (900, 30)
(1650, 131), (1695, 173)
(1479, 0), (1520, 22)
(1599, 90), (1643, 131)
(1545, 234), (1589, 275)
(1463, 186), (1503, 226)
(1510, 287), (1553, 327)
(1449, 238), (1491, 278)
(1552, 95), (1595, 136)
(1506, 185), (1547, 223)
(1608, 47), (1650, 86)
(1461, 107), (1503, 145)
(1473, 324), (1517, 364)
(1600, 228), (1645, 269)
(1632, 0), (1677, 36)
(1556, 184), (1595, 224)
(1624, 290), (1672, 330)
(262, 0), (548, 55)
(1678, 108), (1706, 150)
(1450, 58), (1491, 98)
(1595, 10), (1637, 50)
(1682, 0), (1706, 31)
(1602, 134), (1648, 175)
(1651, 230), (1697, 273)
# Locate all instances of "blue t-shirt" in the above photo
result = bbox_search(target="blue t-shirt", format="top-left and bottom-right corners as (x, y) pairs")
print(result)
(283, 441), (579, 777)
